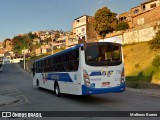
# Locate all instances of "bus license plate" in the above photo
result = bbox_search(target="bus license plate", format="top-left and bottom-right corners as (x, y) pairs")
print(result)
(102, 82), (110, 87)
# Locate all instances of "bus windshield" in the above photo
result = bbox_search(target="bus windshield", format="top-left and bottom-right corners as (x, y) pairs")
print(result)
(85, 43), (122, 66)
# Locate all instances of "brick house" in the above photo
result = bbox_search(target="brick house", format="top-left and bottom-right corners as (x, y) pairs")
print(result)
(118, 0), (160, 28)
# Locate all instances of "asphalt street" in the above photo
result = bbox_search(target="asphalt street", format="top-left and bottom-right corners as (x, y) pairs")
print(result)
(0, 64), (160, 120)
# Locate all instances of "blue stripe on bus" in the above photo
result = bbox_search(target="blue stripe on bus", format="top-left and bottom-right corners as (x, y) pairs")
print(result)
(89, 71), (102, 76)
(47, 73), (73, 82)
(82, 83), (125, 95)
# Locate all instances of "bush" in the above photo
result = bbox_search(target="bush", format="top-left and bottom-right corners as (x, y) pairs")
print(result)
(148, 29), (160, 50)
(115, 22), (129, 31)
(152, 55), (160, 68)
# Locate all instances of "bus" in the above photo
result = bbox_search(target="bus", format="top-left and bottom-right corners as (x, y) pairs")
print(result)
(0, 57), (3, 71)
(32, 39), (125, 97)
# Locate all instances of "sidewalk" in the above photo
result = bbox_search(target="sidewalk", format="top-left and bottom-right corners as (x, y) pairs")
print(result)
(126, 87), (160, 96)
(0, 95), (19, 106)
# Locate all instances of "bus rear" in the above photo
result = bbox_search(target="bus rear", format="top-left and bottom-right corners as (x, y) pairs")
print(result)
(81, 42), (125, 95)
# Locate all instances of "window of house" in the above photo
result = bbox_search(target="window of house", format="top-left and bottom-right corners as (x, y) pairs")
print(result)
(134, 9), (139, 14)
(142, 5), (146, 10)
(76, 20), (80, 23)
(150, 3), (156, 8)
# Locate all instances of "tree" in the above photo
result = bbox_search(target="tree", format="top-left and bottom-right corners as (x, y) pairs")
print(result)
(94, 7), (118, 38)
(148, 29), (160, 50)
(28, 32), (38, 39)
(12, 34), (33, 53)
(115, 21), (129, 31)
(12, 36), (23, 53)
(2, 38), (11, 48)
(54, 31), (60, 41)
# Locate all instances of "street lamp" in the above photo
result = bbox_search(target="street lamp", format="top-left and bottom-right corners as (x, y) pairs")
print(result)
(51, 38), (53, 55)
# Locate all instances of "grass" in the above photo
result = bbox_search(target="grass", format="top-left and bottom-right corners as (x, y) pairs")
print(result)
(123, 42), (160, 88)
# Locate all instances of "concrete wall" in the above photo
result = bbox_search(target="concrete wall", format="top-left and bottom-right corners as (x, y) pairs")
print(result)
(123, 26), (156, 44)
(104, 21), (160, 44)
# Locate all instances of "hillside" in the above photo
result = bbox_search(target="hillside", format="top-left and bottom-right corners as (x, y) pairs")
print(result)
(123, 42), (160, 86)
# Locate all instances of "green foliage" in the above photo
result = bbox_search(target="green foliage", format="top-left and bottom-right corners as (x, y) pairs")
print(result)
(54, 31), (60, 40)
(94, 7), (118, 38)
(28, 32), (38, 39)
(2, 38), (11, 48)
(12, 34), (33, 53)
(152, 55), (160, 68)
(45, 37), (52, 44)
(115, 22), (129, 31)
(148, 29), (160, 50)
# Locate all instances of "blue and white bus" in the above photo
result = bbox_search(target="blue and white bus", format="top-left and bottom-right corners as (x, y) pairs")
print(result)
(32, 39), (125, 97)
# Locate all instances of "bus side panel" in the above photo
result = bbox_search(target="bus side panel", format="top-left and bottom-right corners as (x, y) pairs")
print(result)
(56, 48), (84, 95)
(58, 48), (83, 95)
(58, 81), (82, 95)
(33, 73), (56, 91)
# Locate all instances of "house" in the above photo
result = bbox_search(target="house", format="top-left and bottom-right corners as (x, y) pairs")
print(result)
(21, 49), (31, 54)
(72, 15), (98, 43)
(32, 38), (40, 45)
(66, 35), (78, 48)
(0, 42), (3, 50)
(118, 0), (160, 28)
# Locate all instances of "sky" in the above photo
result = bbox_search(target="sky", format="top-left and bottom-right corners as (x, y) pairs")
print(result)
(0, 0), (145, 41)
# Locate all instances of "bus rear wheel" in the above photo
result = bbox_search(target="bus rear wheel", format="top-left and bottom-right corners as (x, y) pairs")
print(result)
(54, 83), (61, 97)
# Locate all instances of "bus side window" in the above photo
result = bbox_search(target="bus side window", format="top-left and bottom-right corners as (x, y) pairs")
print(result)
(70, 60), (78, 71)
(70, 50), (79, 61)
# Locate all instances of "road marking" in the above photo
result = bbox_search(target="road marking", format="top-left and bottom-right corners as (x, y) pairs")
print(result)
(0, 87), (29, 108)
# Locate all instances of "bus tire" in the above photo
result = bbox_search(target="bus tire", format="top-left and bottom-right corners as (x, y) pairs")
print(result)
(54, 82), (61, 97)
(36, 79), (40, 88)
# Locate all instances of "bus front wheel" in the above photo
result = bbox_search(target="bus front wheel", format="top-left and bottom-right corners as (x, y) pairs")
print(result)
(54, 82), (61, 97)
(36, 80), (40, 88)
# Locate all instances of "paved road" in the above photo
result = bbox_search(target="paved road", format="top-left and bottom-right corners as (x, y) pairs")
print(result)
(0, 64), (160, 120)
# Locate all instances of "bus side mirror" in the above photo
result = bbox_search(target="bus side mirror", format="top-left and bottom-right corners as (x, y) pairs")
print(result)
(31, 68), (35, 72)
(81, 46), (84, 50)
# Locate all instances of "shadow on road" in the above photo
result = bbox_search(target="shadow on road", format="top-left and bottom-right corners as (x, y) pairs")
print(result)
(34, 87), (119, 105)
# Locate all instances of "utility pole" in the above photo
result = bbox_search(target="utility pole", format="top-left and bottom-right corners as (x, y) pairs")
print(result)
(23, 47), (25, 70)
(51, 37), (53, 55)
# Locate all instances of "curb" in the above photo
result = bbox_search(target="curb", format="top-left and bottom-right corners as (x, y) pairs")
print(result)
(126, 87), (160, 96)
